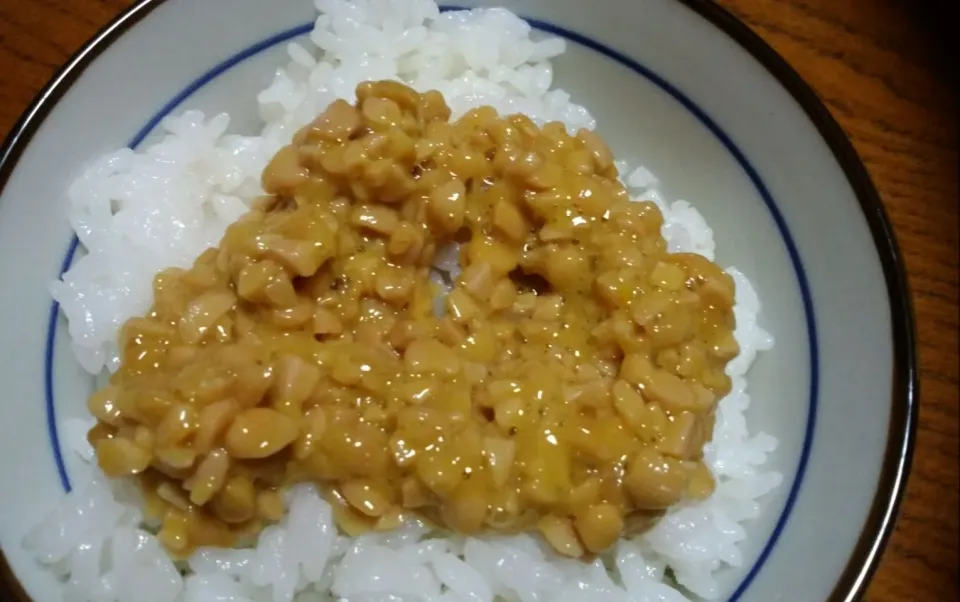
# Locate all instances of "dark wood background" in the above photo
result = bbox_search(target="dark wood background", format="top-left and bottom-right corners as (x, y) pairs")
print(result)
(0, 0), (956, 600)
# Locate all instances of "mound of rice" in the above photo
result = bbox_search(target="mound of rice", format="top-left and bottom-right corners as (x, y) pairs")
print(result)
(30, 1), (781, 601)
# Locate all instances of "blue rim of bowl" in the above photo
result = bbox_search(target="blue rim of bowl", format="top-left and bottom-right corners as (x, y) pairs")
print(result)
(44, 10), (822, 602)
(0, 2), (917, 602)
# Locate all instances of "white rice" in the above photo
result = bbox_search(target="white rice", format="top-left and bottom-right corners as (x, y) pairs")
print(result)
(31, 1), (781, 601)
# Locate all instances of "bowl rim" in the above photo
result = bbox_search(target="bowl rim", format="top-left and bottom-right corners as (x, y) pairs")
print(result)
(0, 1), (918, 601)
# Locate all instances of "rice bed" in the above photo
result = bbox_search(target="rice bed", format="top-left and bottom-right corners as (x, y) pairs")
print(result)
(26, 1), (780, 601)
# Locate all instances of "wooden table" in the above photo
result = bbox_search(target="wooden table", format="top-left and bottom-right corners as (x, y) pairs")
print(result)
(0, 1), (956, 600)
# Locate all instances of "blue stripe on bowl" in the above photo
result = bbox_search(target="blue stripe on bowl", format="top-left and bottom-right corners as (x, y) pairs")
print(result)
(43, 10), (819, 601)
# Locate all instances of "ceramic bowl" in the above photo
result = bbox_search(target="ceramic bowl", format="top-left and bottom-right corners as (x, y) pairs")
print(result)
(0, 0), (916, 601)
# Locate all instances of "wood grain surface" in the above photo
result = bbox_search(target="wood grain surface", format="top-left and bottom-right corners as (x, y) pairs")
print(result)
(0, 0), (956, 600)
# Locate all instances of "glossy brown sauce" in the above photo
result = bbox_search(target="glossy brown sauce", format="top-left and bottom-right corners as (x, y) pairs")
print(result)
(87, 81), (737, 558)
